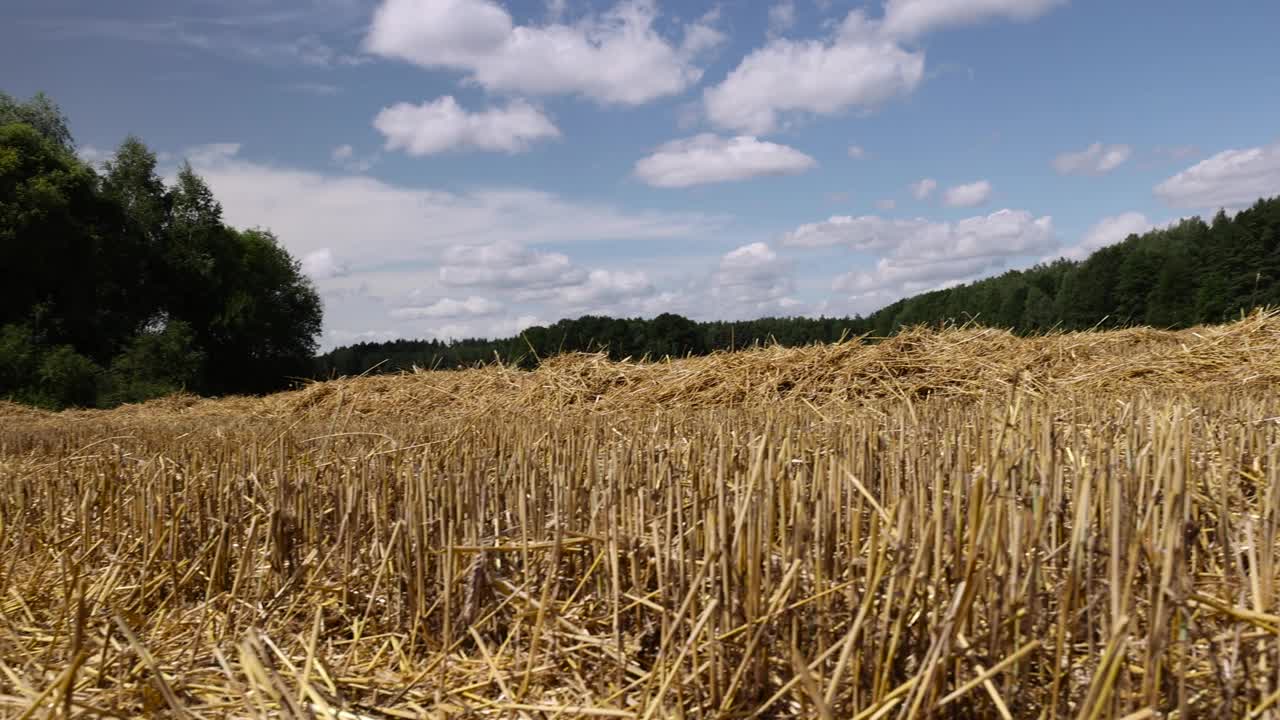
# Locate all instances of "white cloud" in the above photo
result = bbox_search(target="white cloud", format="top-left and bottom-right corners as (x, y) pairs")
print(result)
(1052, 212), (1153, 261)
(330, 144), (378, 173)
(633, 134), (817, 188)
(301, 248), (350, 280)
(784, 208), (1055, 310)
(1154, 141), (1280, 209)
(709, 241), (799, 315)
(374, 96), (560, 156)
(702, 10), (924, 134)
(185, 144), (720, 262)
(438, 240), (586, 291)
(391, 296), (503, 319)
(1053, 142), (1132, 175)
(910, 177), (937, 200)
(847, 144), (866, 159)
(881, 0), (1067, 39)
(364, 0), (722, 105)
(835, 254), (999, 293)
(876, 198), (897, 211)
(768, 1), (797, 37)
(561, 269), (654, 308)
(783, 208), (1054, 257)
(433, 314), (543, 342)
(942, 179), (992, 207)
(819, 209), (1055, 306)
(179, 143), (725, 343)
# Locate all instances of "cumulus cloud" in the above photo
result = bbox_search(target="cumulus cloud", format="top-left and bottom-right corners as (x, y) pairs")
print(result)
(1052, 212), (1154, 261)
(177, 143), (725, 344)
(391, 296), (503, 319)
(847, 144), (866, 159)
(633, 134), (817, 188)
(783, 208), (1056, 311)
(433, 314), (544, 342)
(834, 254), (999, 294)
(1053, 142), (1132, 175)
(942, 180), (992, 207)
(783, 208), (1053, 256)
(703, 10), (924, 134)
(910, 178), (937, 200)
(364, 0), (722, 105)
(881, 0), (1067, 39)
(423, 240), (679, 328)
(184, 144), (720, 263)
(768, 1), (797, 37)
(438, 240), (586, 291)
(561, 269), (654, 308)
(876, 198), (897, 210)
(374, 96), (560, 156)
(708, 242), (798, 314)
(1154, 141), (1280, 209)
(330, 144), (378, 173)
(301, 248), (350, 280)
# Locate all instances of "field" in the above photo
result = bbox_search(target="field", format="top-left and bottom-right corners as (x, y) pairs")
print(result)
(4, 315), (1280, 718)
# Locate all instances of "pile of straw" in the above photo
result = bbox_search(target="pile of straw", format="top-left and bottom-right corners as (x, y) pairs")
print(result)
(4, 314), (1280, 718)
(18, 310), (1277, 425)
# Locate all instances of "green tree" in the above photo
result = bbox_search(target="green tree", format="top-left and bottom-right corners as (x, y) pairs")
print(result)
(199, 228), (323, 394)
(1, 91), (324, 408)
(0, 91), (74, 150)
(0, 323), (38, 397)
(103, 320), (205, 404)
(36, 346), (101, 408)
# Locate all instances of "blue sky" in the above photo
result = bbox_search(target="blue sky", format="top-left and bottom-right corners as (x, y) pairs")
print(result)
(4, 0), (1280, 348)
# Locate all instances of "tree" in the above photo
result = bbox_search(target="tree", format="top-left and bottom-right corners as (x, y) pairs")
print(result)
(103, 320), (205, 404)
(198, 228), (323, 394)
(102, 136), (169, 247)
(36, 346), (101, 408)
(0, 122), (119, 356)
(0, 91), (74, 150)
(0, 324), (38, 397)
(1, 91), (324, 407)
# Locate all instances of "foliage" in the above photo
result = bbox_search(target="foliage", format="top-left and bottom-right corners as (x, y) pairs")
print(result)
(0, 91), (74, 150)
(101, 320), (205, 405)
(35, 345), (101, 408)
(0, 92), (322, 408)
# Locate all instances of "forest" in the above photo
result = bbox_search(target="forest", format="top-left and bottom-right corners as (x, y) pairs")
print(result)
(0, 92), (322, 408)
(317, 195), (1280, 377)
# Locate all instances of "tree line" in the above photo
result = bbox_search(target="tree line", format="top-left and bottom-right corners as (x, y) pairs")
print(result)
(318, 194), (1280, 377)
(1, 92), (322, 408)
(8, 91), (1278, 403)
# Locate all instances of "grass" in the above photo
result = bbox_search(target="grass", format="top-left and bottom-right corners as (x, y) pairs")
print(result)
(3, 313), (1280, 717)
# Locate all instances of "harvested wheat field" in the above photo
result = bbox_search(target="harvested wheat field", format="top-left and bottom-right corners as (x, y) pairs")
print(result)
(6, 313), (1280, 718)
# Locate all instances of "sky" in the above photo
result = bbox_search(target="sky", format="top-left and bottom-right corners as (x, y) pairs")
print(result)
(3, 0), (1280, 349)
